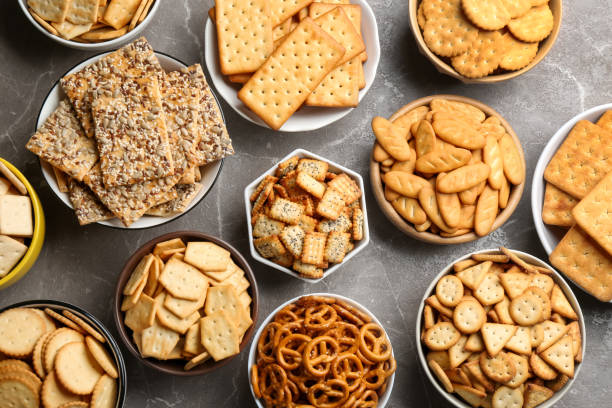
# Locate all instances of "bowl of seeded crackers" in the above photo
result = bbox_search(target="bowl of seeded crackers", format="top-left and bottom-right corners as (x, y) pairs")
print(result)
(114, 231), (258, 375)
(0, 158), (45, 290)
(409, 0), (562, 82)
(370, 95), (525, 244)
(245, 149), (369, 282)
(19, 0), (160, 50)
(417, 247), (585, 408)
(532, 104), (612, 302)
(0, 300), (127, 407)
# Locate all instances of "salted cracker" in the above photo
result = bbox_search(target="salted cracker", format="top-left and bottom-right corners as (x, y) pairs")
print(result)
(542, 183), (577, 227)
(507, 4), (554, 43)
(103, 0), (141, 29)
(572, 171), (612, 256)
(451, 30), (508, 78)
(200, 311), (240, 361)
(51, 20), (94, 40)
(461, 0), (510, 30)
(66, 0), (99, 25)
(158, 257), (209, 301)
(0, 236), (28, 278)
(313, 7), (365, 65)
(422, 4), (478, 57)
(0, 196), (33, 237)
(306, 57), (360, 107)
(499, 33), (539, 71)
(270, 0), (312, 26)
(27, 0), (71, 22)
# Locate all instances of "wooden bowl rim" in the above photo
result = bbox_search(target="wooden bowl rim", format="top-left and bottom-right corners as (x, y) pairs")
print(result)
(113, 231), (259, 376)
(407, 0), (563, 83)
(369, 94), (526, 244)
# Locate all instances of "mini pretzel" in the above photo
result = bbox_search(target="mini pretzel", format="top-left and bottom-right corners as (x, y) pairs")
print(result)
(303, 336), (340, 377)
(359, 323), (392, 362)
(276, 334), (311, 371)
(307, 378), (350, 408)
(258, 322), (282, 364)
(304, 304), (338, 331)
(332, 353), (364, 392)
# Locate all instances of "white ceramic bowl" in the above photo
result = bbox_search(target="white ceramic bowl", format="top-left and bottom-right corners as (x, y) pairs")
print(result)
(415, 249), (586, 408)
(36, 52), (223, 229)
(204, 0), (381, 132)
(531, 104), (612, 301)
(244, 149), (370, 282)
(248, 293), (395, 408)
(18, 0), (160, 51)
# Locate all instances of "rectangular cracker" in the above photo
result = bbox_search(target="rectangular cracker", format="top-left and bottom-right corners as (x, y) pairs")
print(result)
(205, 260), (240, 282)
(316, 188), (346, 220)
(269, 198), (304, 224)
(572, 171), (612, 256)
(542, 183), (578, 227)
(596, 110), (612, 133)
(306, 57), (360, 107)
(124, 293), (156, 332)
(352, 207), (364, 240)
(103, 0), (141, 29)
(273, 17), (292, 41)
(26, 100), (98, 181)
(60, 37), (164, 138)
(184, 241), (231, 272)
(141, 320), (180, 359)
(145, 183), (203, 217)
(53, 168), (68, 194)
(0, 236), (28, 278)
(293, 259), (324, 278)
(215, 0), (273, 75)
(324, 231), (350, 263)
(301, 231), (326, 265)
(296, 171), (326, 198)
(313, 6), (365, 65)
(27, 0), (71, 22)
(200, 311), (240, 361)
(544, 120), (612, 199)
(297, 159), (329, 181)
(238, 17), (345, 130)
(317, 209), (351, 233)
(550, 226), (612, 302)
(66, 0), (99, 25)
(254, 235), (286, 258)
(252, 214), (285, 238)
(280, 225), (305, 257)
(184, 322), (205, 355)
(67, 179), (115, 225)
(269, 0), (313, 26)
(0, 196), (33, 237)
(92, 75), (174, 187)
(181, 64), (234, 166)
(327, 173), (361, 204)
(158, 257), (209, 301)
(51, 20), (93, 39)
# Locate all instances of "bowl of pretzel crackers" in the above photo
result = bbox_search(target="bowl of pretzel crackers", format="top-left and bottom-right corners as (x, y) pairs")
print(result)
(370, 95), (525, 244)
(19, 0), (160, 50)
(417, 248), (585, 408)
(245, 149), (369, 282)
(248, 294), (395, 408)
(532, 104), (612, 303)
(409, 0), (562, 82)
(0, 300), (127, 407)
(114, 231), (258, 375)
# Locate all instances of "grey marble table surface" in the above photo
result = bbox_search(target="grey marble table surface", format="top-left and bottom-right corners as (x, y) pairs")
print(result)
(1, 0), (611, 407)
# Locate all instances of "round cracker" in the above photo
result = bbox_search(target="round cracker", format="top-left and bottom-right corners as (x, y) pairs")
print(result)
(90, 374), (118, 408)
(44, 328), (84, 374)
(423, 14), (479, 58)
(424, 322), (461, 350)
(85, 337), (118, 379)
(0, 359), (32, 373)
(462, 0), (510, 30)
(529, 353), (557, 380)
(504, 353), (529, 388)
(0, 376), (39, 408)
(507, 4), (553, 42)
(0, 308), (46, 358)
(32, 331), (52, 379)
(58, 402), (89, 408)
(492, 385), (523, 408)
(55, 342), (103, 395)
(529, 274), (554, 296)
(44, 308), (84, 334)
(453, 299), (486, 334)
(499, 34), (539, 71)
(523, 286), (551, 321)
(479, 351), (516, 382)
(451, 30), (507, 78)
(509, 293), (543, 326)
(30, 308), (57, 333)
(436, 275), (464, 307)
(0, 369), (42, 394)
(428, 359), (454, 393)
(42, 371), (83, 408)
(499, 0), (531, 18)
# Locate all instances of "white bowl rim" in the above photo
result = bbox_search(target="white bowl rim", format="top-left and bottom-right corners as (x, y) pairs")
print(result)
(17, 0), (160, 50)
(531, 103), (612, 302)
(203, 0), (381, 132)
(415, 248), (586, 408)
(35, 51), (224, 230)
(243, 148), (370, 283)
(247, 292), (395, 408)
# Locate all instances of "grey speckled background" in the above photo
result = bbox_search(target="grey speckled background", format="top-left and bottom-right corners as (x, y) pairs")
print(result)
(1, 1), (611, 407)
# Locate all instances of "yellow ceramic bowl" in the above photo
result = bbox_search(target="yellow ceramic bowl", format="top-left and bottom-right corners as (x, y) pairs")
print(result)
(0, 158), (45, 289)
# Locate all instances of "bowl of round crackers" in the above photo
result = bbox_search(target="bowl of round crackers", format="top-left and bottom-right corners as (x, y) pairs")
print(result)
(114, 231), (259, 376)
(416, 247), (585, 408)
(409, 0), (562, 82)
(0, 158), (46, 290)
(370, 95), (525, 244)
(0, 300), (127, 407)
(19, 0), (160, 51)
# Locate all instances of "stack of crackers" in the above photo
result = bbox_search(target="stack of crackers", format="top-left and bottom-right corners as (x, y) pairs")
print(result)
(422, 248), (582, 408)
(0, 162), (34, 279)
(121, 238), (253, 370)
(542, 112), (612, 302)
(249, 155), (364, 279)
(373, 98), (524, 238)
(27, 0), (155, 43)
(417, 0), (554, 78)
(210, 0), (368, 130)
(0, 306), (119, 407)
(26, 37), (234, 227)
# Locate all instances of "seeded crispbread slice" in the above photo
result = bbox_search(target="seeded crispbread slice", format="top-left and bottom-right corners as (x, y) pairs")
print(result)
(253, 214), (285, 238)
(67, 179), (114, 225)
(541, 183), (577, 227)
(146, 183), (203, 217)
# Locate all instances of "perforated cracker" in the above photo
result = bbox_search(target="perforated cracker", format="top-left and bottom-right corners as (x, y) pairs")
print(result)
(461, 0), (510, 30)
(27, 0), (71, 22)
(313, 6), (364, 65)
(305, 57), (359, 107)
(422, 3), (478, 57)
(66, 0), (99, 25)
(451, 30), (508, 78)
(270, 0), (313, 26)
(507, 4), (553, 42)
(542, 183), (577, 227)
(572, 171), (612, 256)
(596, 110), (612, 133)
(544, 120), (612, 199)
(499, 33), (539, 71)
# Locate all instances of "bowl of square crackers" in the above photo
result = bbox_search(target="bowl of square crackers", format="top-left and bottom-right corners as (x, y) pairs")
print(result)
(114, 231), (258, 375)
(370, 95), (525, 244)
(19, 0), (160, 50)
(245, 149), (369, 282)
(417, 247), (585, 408)
(409, 0), (562, 82)
(0, 158), (45, 290)
(532, 104), (612, 302)
(0, 300), (127, 407)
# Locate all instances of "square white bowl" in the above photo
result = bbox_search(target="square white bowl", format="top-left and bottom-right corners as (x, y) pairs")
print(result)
(243, 149), (370, 283)
(531, 103), (612, 302)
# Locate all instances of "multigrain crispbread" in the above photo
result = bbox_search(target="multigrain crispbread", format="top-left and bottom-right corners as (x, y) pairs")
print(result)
(67, 179), (115, 225)
(120, 238), (253, 369)
(422, 249), (582, 407)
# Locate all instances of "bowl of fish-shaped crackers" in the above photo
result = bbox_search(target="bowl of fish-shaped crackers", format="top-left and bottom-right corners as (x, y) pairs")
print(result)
(409, 0), (562, 82)
(27, 38), (233, 229)
(532, 104), (612, 302)
(370, 95), (525, 244)
(19, 0), (160, 50)
(0, 158), (45, 290)
(416, 248), (585, 408)
(114, 231), (259, 375)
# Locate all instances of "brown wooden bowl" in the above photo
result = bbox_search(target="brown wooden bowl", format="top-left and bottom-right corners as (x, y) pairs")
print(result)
(114, 231), (259, 376)
(370, 94), (525, 244)
(408, 0), (562, 83)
